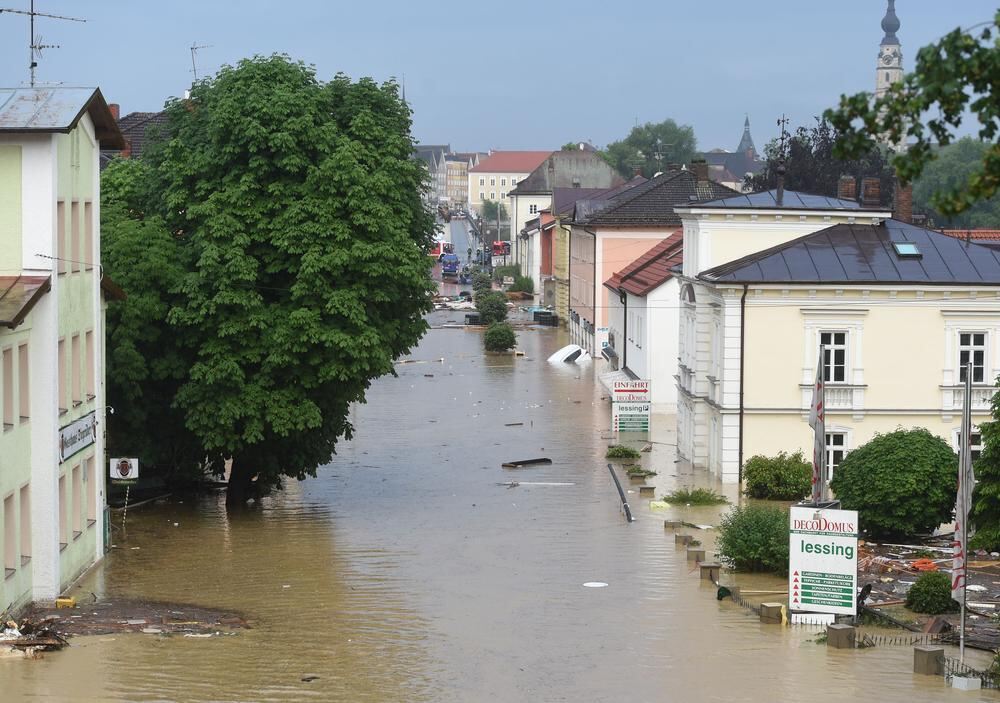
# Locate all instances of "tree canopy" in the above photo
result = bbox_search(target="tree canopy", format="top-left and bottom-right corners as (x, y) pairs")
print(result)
(480, 199), (508, 222)
(913, 138), (1000, 228)
(826, 11), (1000, 216)
(745, 119), (895, 205)
(604, 119), (697, 179)
(104, 55), (435, 504)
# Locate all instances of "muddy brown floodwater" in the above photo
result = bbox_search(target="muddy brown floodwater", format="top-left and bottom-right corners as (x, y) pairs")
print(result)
(2, 312), (998, 702)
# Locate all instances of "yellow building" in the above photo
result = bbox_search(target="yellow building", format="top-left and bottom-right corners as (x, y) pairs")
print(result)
(672, 188), (977, 483)
(467, 151), (551, 217)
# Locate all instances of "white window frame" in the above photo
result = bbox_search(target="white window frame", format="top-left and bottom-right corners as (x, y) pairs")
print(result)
(953, 426), (984, 463)
(958, 331), (988, 384)
(490, 192), (495, 200)
(825, 431), (848, 480)
(479, 177), (485, 186)
(490, 177), (496, 186)
(501, 177), (507, 187)
(820, 330), (848, 384)
(479, 191), (485, 200)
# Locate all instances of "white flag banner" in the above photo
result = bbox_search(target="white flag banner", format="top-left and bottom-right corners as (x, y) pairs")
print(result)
(952, 370), (975, 601)
(808, 352), (825, 504)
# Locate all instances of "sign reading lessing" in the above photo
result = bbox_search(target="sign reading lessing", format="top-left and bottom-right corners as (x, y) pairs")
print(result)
(788, 506), (858, 616)
(612, 379), (650, 403)
(613, 402), (650, 432)
(59, 411), (96, 463)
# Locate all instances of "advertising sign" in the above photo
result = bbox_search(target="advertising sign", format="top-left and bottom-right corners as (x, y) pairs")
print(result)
(109, 458), (140, 482)
(59, 411), (96, 463)
(612, 379), (651, 403)
(613, 402), (650, 432)
(789, 506), (858, 615)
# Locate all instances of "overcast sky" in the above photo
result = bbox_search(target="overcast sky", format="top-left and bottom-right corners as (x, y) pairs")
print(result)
(0, 1), (994, 153)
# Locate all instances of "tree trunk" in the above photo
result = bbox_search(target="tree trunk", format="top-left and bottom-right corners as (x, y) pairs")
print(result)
(226, 457), (254, 507)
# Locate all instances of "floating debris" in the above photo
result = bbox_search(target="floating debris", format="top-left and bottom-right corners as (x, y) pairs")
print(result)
(501, 458), (552, 468)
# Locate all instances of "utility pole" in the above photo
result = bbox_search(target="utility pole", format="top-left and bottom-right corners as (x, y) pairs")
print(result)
(0, 0), (86, 86)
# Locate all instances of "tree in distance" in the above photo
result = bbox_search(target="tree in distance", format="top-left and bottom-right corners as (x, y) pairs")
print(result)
(913, 137), (1000, 228)
(604, 118), (697, 179)
(128, 54), (435, 505)
(826, 12), (1000, 217)
(480, 199), (508, 222)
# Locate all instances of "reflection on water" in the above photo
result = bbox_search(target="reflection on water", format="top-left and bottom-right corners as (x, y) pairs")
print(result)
(2, 314), (997, 701)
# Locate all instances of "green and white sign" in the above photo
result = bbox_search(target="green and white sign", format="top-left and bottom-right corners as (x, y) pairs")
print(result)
(789, 506), (858, 615)
(613, 402), (650, 432)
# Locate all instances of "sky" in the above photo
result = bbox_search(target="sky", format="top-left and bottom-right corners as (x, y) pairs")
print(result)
(0, 1), (995, 153)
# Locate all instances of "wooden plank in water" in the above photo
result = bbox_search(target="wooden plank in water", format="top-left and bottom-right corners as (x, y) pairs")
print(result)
(501, 458), (553, 468)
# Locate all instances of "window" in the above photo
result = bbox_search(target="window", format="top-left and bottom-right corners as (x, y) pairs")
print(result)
(959, 332), (986, 383)
(84, 202), (93, 270)
(58, 338), (66, 414)
(529, 204), (538, 214)
(957, 429), (984, 463)
(72, 464), (82, 538)
(85, 456), (96, 525)
(2, 347), (11, 430)
(479, 191), (485, 201)
(490, 178), (495, 186)
(85, 332), (94, 399)
(826, 432), (847, 479)
(820, 331), (847, 383)
(4, 494), (14, 577)
(57, 201), (67, 274)
(490, 192), (495, 200)
(58, 475), (67, 547)
(18, 343), (28, 421)
(19, 485), (29, 562)
(501, 178), (507, 187)
(479, 177), (484, 186)
(71, 201), (81, 273)
(71, 334), (81, 406)
(511, 178), (518, 187)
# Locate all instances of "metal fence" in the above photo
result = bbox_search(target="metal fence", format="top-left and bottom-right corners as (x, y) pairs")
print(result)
(943, 655), (1000, 690)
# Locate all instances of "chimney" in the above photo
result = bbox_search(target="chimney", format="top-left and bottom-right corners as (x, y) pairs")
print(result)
(894, 179), (913, 223)
(837, 175), (856, 202)
(691, 159), (709, 183)
(860, 177), (881, 207)
(108, 102), (120, 121)
(776, 162), (786, 207)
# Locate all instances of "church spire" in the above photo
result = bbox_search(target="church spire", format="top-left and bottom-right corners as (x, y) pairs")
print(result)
(736, 115), (756, 157)
(881, 0), (900, 46)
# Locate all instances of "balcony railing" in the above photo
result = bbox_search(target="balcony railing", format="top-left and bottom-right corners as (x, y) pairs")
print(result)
(942, 385), (994, 412)
(800, 383), (866, 414)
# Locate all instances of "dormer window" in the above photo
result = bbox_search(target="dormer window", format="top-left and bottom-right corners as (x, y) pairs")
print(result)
(892, 241), (921, 258)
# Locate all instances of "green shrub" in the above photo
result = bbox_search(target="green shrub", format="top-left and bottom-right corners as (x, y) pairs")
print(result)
(475, 290), (509, 324)
(492, 264), (520, 282)
(905, 572), (958, 614)
(716, 504), (789, 574)
(508, 275), (534, 294)
(626, 466), (656, 477)
(663, 487), (728, 505)
(471, 272), (492, 296)
(483, 322), (516, 352)
(743, 451), (812, 500)
(830, 428), (957, 539)
(606, 445), (641, 459)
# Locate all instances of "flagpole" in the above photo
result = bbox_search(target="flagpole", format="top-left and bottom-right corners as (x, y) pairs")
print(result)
(960, 360), (972, 662)
(820, 345), (827, 505)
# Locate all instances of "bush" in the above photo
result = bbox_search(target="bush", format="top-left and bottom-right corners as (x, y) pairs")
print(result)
(743, 451), (812, 500)
(471, 272), (492, 296)
(663, 487), (728, 505)
(476, 290), (508, 324)
(716, 505), (789, 574)
(492, 264), (520, 282)
(508, 275), (534, 294)
(483, 322), (516, 352)
(905, 572), (958, 614)
(830, 428), (957, 539)
(606, 445), (641, 459)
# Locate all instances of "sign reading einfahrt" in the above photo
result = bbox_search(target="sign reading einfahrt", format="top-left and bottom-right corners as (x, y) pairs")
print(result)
(612, 379), (650, 403)
(789, 506), (858, 615)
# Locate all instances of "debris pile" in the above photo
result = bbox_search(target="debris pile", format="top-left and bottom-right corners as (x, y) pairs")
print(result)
(1, 617), (68, 654)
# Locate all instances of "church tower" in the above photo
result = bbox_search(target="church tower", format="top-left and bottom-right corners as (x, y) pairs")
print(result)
(876, 0), (903, 100)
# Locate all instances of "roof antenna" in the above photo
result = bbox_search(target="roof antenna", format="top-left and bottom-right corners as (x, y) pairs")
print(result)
(0, 0), (86, 87)
(190, 42), (212, 82)
(775, 114), (790, 206)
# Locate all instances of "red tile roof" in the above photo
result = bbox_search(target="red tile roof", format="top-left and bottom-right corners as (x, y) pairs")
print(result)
(941, 230), (1000, 241)
(469, 150), (552, 174)
(603, 232), (683, 297)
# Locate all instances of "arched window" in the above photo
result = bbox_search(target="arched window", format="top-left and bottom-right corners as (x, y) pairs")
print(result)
(681, 284), (696, 303)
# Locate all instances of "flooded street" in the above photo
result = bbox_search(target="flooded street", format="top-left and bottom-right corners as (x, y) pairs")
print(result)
(2, 314), (996, 702)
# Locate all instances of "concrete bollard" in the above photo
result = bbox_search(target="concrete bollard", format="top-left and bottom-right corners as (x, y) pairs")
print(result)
(686, 548), (706, 562)
(629, 475), (646, 484)
(759, 603), (783, 624)
(700, 562), (720, 582)
(638, 485), (655, 497)
(913, 646), (944, 676)
(674, 534), (692, 546)
(663, 520), (683, 530)
(826, 624), (855, 649)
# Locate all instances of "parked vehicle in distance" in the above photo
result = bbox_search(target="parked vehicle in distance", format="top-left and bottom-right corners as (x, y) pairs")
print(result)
(429, 240), (455, 259)
(441, 253), (461, 278)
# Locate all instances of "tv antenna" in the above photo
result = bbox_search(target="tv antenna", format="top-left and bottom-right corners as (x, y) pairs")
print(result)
(776, 114), (791, 156)
(190, 43), (212, 81)
(0, 0), (86, 87)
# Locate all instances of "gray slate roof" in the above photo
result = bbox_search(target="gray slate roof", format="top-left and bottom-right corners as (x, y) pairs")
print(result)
(578, 170), (738, 227)
(699, 219), (1000, 286)
(691, 188), (871, 210)
(509, 150), (623, 195)
(0, 87), (124, 148)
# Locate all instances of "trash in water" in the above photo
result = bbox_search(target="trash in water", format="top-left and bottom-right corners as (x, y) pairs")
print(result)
(582, 582), (608, 588)
(502, 458), (552, 468)
(504, 422), (524, 427)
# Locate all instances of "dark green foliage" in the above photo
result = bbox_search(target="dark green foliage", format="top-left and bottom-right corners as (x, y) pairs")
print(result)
(905, 572), (958, 615)
(606, 445), (641, 459)
(115, 55), (435, 504)
(476, 291), (509, 325)
(743, 451), (812, 501)
(491, 264), (520, 283)
(663, 488), (728, 505)
(604, 118), (697, 179)
(483, 322), (516, 352)
(972, 417), (1000, 551)
(471, 272), (492, 296)
(830, 429), (957, 539)
(913, 138), (1000, 228)
(826, 13), (1000, 216)
(480, 200), (507, 222)
(716, 505), (790, 574)
(508, 275), (534, 294)
(745, 119), (895, 205)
